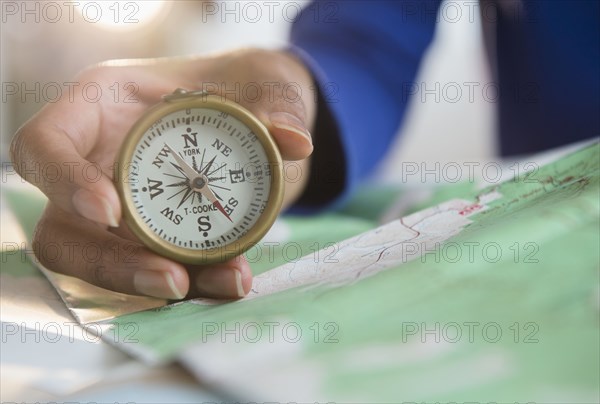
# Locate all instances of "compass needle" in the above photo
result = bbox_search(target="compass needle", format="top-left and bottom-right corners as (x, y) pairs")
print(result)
(202, 188), (232, 223)
(164, 143), (198, 180)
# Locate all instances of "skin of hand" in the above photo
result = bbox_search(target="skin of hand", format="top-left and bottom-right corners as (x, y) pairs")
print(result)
(10, 48), (315, 300)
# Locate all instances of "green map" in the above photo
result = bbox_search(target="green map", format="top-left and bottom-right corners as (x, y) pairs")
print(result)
(3, 141), (599, 402)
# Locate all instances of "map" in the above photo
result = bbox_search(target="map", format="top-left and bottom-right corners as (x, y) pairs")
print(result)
(3, 141), (599, 402)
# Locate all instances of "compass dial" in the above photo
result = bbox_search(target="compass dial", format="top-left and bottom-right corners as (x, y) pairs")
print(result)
(116, 94), (283, 264)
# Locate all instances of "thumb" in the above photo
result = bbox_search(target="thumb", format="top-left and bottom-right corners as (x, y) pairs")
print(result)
(266, 111), (313, 161)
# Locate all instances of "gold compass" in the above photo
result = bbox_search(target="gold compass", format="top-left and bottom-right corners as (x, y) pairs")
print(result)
(115, 89), (284, 264)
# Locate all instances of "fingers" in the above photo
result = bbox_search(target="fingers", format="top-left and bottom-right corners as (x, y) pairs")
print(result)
(209, 49), (316, 162)
(34, 204), (187, 299)
(186, 256), (253, 299)
(34, 204), (252, 299)
(267, 111), (314, 161)
(10, 101), (121, 227)
(257, 51), (316, 161)
(240, 95), (314, 161)
(110, 220), (252, 299)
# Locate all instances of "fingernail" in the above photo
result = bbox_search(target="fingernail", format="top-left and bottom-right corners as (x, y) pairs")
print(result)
(72, 188), (119, 227)
(134, 270), (186, 300)
(196, 268), (246, 298)
(234, 269), (245, 297)
(269, 112), (312, 142)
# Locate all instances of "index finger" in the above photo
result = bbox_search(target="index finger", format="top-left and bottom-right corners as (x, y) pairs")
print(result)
(10, 80), (120, 227)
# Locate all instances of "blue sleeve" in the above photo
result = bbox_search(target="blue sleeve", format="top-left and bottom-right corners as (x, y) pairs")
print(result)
(289, 0), (441, 212)
(494, 0), (600, 155)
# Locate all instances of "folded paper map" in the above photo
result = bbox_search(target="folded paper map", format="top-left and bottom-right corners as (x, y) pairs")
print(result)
(3, 140), (598, 402)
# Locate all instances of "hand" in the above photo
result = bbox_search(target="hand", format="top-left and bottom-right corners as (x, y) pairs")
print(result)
(11, 49), (315, 300)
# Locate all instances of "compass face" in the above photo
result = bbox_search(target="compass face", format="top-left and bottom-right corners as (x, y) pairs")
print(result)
(117, 100), (282, 264)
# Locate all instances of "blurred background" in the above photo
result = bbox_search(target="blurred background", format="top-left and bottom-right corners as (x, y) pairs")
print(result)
(1, 0), (495, 174)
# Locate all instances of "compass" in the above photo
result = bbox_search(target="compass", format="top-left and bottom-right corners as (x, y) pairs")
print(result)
(115, 88), (284, 264)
